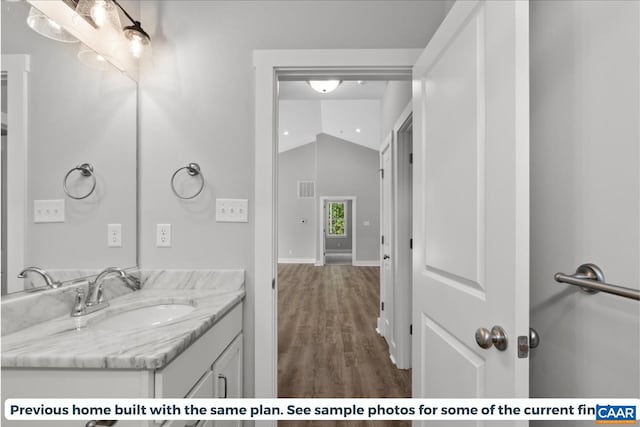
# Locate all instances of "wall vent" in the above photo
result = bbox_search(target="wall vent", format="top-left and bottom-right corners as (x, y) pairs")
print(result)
(297, 181), (316, 199)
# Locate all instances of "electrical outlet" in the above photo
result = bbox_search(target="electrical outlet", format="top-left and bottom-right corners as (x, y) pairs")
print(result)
(156, 224), (171, 247)
(108, 224), (122, 247)
(216, 199), (249, 222)
(34, 200), (65, 223)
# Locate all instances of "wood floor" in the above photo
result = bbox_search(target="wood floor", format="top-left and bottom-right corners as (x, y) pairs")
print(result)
(278, 264), (411, 427)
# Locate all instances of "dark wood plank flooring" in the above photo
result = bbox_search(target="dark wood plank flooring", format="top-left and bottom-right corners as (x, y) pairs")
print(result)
(278, 264), (411, 427)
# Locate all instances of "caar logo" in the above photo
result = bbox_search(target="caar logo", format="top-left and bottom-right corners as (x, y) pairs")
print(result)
(596, 405), (637, 424)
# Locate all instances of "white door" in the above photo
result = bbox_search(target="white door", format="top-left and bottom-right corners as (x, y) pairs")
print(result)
(380, 136), (396, 356)
(412, 0), (530, 412)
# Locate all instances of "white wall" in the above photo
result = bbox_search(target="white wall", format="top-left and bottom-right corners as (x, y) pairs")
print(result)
(381, 81), (411, 139)
(1, 1), (137, 274)
(530, 0), (640, 414)
(139, 0), (449, 397)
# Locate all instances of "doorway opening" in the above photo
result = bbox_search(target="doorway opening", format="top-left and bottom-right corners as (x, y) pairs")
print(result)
(253, 48), (421, 403)
(275, 74), (413, 402)
(320, 197), (356, 266)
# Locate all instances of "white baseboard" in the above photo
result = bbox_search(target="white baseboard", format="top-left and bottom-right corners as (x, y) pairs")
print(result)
(277, 258), (316, 264)
(353, 260), (380, 267)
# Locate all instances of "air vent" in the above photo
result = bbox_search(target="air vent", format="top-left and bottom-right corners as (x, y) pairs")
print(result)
(298, 181), (315, 199)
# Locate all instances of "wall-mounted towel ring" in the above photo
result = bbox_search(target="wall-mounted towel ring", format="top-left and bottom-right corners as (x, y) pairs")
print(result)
(63, 163), (96, 200)
(171, 162), (205, 199)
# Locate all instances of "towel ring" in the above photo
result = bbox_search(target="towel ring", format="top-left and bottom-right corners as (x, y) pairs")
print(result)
(63, 163), (96, 200)
(171, 163), (205, 199)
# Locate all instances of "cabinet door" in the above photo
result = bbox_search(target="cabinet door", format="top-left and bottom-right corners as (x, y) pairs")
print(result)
(211, 334), (243, 427)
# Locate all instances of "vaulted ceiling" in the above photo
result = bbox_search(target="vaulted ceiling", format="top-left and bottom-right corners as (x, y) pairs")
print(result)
(278, 81), (386, 153)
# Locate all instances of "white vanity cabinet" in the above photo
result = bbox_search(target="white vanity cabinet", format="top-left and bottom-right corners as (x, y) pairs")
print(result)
(211, 334), (243, 427)
(1, 303), (243, 427)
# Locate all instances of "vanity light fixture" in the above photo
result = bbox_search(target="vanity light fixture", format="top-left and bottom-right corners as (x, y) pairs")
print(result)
(77, 43), (114, 71)
(26, 6), (79, 43)
(308, 80), (341, 94)
(112, 0), (152, 60)
(74, 0), (121, 29)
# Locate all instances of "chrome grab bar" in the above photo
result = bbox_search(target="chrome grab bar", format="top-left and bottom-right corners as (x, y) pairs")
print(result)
(554, 263), (640, 301)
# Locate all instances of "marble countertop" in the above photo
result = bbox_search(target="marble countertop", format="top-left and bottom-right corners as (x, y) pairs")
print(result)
(1, 287), (244, 370)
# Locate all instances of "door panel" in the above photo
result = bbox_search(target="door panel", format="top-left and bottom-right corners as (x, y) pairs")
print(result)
(380, 137), (395, 356)
(412, 0), (529, 413)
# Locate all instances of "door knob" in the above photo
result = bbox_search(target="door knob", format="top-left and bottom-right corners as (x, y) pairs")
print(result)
(475, 326), (508, 351)
(383, 254), (390, 260)
(529, 327), (540, 349)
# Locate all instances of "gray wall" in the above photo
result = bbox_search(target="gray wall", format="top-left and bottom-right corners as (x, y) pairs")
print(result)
(325, 200), (352, 253)
(278, 135), (379, 263)
(381, 81), (411, 139)
(316, 133), (379, 262)
(277, 142), (316, 261)
(1, 1), (137, 273)
(139, 0), (449, 397)
(530, 0), (639, 415)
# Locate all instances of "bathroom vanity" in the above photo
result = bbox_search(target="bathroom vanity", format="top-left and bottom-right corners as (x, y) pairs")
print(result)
(1, 271), (245, 427)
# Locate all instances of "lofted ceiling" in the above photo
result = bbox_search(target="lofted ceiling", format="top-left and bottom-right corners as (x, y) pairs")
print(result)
(278, 80), (387, 153)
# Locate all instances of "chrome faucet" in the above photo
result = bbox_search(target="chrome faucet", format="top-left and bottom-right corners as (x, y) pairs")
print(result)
(71, 267), (140, 317)
(17, 267), (61, 289)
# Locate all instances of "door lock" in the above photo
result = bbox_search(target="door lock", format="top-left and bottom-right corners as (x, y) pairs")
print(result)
(475, 325), (508, 351)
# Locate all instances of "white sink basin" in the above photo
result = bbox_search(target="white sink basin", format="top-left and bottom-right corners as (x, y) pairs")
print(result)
(91, 303), (195, 330)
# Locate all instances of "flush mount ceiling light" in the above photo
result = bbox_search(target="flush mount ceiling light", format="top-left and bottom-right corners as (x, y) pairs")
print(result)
(308, 80), (341, 94)
(26, 6), (79, 43)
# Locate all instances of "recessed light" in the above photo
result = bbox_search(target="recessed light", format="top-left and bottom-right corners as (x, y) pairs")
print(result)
(355, 128), (361, 133)
(283, 131), (289, 136)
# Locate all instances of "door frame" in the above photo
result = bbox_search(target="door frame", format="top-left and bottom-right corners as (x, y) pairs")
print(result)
(391, 102), (413, 369)
(253, 49), (421, 405)
(1, 54), (29, 295)
(378, 134), (393, 344)
(318, 196), (357, 266)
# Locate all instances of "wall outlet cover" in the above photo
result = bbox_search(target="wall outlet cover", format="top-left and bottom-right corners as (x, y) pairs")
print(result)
(108, 224), (122, 247)
(156, 224), (172, 247)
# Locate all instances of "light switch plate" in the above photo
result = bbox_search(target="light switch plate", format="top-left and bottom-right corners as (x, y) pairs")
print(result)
(34, 199), (65, 223)
(216, 199), (249, 223)
(108, 224), (122, 247)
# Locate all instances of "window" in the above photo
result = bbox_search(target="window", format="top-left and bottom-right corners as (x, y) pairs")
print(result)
(327, 201), (347, 237)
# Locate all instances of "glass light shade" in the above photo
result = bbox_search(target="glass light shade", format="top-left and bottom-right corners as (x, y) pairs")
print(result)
(308, 80), (341, 93)
(123, 25), (151, 60)
(26, 7), (79, 43)
(74, 0), (121, 30)
(77, 44), (114, 71)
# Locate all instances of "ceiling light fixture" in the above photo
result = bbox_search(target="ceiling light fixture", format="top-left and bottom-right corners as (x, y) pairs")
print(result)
(355, 128), (361, 133)
(308, 80), (341, 94)
(112, 0), (151, 60)
(26, 6), (79, 43)
(283, 131), (289, 136)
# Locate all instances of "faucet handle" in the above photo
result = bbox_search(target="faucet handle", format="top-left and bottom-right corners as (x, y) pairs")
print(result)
(72, 289), (86, 317)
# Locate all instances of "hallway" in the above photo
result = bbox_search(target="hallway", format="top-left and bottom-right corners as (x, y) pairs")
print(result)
(278, 264), (411, 426)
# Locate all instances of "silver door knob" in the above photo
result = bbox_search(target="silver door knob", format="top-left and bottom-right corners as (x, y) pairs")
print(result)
(529, 327), (540, 349)
(475, 325), (508, 351)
